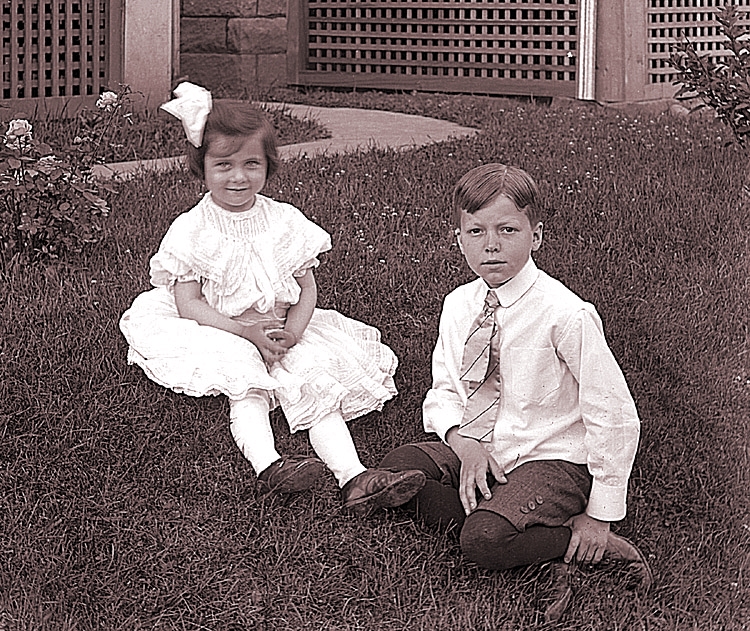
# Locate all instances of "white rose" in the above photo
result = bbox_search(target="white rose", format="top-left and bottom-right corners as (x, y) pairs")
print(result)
(7, 119), (32, 137)
(96, 91), (119, 111)
(4, 118), (33, 149)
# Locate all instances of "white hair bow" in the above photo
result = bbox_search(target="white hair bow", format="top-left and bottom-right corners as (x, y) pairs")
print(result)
(160, 82), (213, 148)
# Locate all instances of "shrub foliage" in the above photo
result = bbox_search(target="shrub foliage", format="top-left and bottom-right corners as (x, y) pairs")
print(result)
(670, 3), (750, 146)
(0, 86), (132, 262)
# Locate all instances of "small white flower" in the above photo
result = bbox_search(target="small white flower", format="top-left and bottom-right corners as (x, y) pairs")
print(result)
(4, 118), (33, 149)
(96, 91), (119, 112)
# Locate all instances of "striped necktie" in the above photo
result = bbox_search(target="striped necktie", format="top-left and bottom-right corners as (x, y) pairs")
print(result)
(458, 290), (501, 441)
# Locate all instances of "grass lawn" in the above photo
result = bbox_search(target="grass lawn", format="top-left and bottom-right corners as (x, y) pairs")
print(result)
(1, 91), (749, 630)
(28, 102), (329, 163)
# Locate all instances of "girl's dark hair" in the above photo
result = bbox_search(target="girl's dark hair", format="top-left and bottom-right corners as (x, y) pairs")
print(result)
(452, 163), (542, 227)
(186, 100), (280, 181)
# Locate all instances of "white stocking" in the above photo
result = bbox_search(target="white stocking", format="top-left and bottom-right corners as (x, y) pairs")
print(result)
(308, 411), (367, 487)
(229, 390), (279, 475)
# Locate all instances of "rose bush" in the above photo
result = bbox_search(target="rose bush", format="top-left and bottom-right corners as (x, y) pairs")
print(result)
(0, 85), (132, 262)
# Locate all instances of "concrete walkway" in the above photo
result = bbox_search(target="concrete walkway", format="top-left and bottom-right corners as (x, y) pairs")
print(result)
(93, 103), (479, 179)
(267, 102), (479, 159)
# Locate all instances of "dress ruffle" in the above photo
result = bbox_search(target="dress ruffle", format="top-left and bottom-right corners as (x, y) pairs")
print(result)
(120, 289), (398, 431)
(120, 288), (279, 399)
(270, 309), (398, 431)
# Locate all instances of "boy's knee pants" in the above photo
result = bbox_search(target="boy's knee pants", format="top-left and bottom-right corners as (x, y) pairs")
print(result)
(380, 442), (592, 570)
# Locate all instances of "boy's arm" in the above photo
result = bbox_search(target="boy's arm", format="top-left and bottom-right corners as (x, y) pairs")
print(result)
(422, 300), (467, 441)
(557, 306), (641, 522)
(424, 293), (507, 514)
(554, 306), (640, 564)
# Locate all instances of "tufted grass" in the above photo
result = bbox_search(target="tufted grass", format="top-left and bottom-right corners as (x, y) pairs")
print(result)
(0, 91), (748, 630)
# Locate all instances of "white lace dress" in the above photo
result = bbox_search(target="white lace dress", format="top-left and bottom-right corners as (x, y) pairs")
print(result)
(119, 193), (398, 432)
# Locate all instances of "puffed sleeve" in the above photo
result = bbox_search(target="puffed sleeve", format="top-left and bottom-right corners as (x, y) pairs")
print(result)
(149, 212), (202, 287)
(273, 202), (332, 280)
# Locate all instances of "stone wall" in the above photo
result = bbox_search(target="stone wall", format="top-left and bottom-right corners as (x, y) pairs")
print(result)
(180, 0), (288, 93)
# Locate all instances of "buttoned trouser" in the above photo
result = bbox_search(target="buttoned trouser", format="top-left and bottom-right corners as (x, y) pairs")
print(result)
(380, 442), (592, 571)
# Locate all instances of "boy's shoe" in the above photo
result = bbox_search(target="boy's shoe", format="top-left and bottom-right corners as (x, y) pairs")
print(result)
(602, 533), (654, 594)
(341, 469), (426, 516)
(540, 536), (651, 623)
(257, 456), (327, 495)
(542, 561), (575, 623)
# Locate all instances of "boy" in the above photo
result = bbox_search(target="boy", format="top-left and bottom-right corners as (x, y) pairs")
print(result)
(381, 164), (652, 621)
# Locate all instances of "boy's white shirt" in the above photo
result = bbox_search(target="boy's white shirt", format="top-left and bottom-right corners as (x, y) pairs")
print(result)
(423, 257), (640, 522)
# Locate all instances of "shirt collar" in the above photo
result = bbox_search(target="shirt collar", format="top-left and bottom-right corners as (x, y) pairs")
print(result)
(486, 257), (539, 308)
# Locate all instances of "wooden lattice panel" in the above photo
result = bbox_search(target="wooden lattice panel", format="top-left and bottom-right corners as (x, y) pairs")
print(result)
(2, 0), (113, 101)
(648, 0), (750, 86)
(301, 0), (580, 97)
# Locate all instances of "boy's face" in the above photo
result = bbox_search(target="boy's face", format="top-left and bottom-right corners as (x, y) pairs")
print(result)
(457, 194), (543, 288)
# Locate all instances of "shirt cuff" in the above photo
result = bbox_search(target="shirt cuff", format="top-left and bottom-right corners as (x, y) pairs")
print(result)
(422, 392), (464, 443)
(585, 479), (628, 522)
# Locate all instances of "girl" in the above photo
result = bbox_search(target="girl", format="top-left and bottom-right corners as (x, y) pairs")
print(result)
(119, 83), (425, 513)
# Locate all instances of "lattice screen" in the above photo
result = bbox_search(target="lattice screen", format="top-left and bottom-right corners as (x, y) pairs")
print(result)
(303, 0), (580, 97)
(2, 0), (114, 100)
(648, 0), (750, 86)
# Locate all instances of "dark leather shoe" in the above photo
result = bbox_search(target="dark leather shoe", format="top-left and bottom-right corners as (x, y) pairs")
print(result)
(257, 456), (327, 495)
(603, 533), (653, 594)
(341, 469), (426, 515)
(542, 561), (574, 623)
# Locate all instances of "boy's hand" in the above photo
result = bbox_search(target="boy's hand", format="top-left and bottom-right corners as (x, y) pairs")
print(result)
(563, 513), (611, 564)
(446, 427), (507, 515)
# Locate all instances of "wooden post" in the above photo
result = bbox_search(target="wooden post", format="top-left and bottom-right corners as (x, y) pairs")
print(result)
(122, 0), (175, 106)
(172, 0), (181, 80)
(287, 0), (307, 86)
(595, 0), (647, 103)
(579, 0), (597, 100)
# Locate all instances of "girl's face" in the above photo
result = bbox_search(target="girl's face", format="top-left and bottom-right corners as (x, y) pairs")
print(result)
(204, 132), (267, 212)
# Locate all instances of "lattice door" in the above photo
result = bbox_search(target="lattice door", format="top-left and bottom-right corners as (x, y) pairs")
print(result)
(289, 0), (581, 98)
(646, 0), (750, 99)
(1, 0), (122, 113)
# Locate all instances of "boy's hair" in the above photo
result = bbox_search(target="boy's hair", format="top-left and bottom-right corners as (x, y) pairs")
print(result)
(452, 163), (542, 227)
(186, 100), (280, 182)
